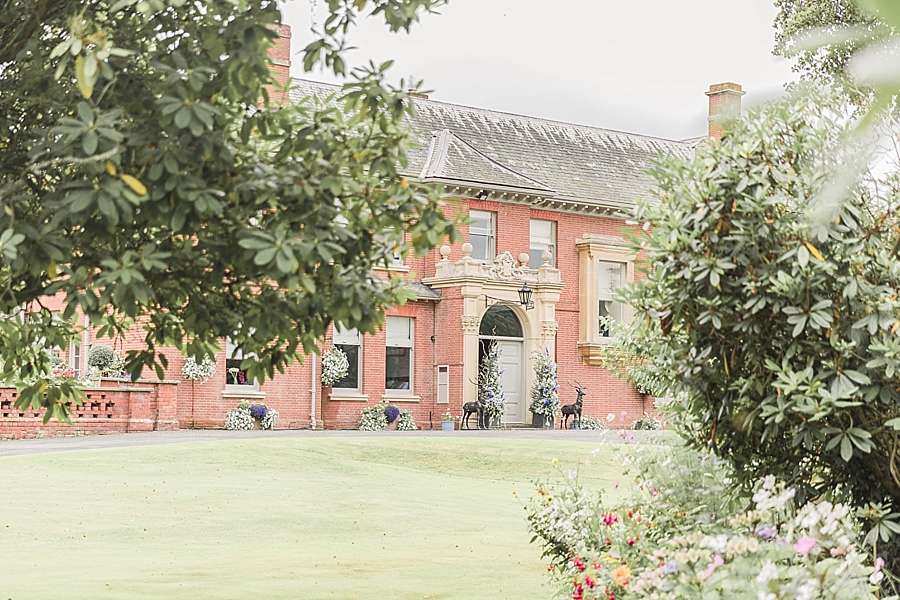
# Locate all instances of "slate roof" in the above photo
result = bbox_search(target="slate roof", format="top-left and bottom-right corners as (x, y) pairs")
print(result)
(289, 79), (692, 211)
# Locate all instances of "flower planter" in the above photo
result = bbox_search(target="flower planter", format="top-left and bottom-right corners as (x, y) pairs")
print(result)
(441, 420), (455, 432)
(532, 414), (554, 429)
(386, 419), (399, 430)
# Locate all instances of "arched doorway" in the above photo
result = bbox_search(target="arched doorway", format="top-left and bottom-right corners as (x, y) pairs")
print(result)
(479, 305), (526, 424)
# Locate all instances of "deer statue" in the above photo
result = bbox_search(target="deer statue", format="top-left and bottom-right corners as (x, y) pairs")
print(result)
(462, 378), (485, 429)
(561, 380), (587, 429)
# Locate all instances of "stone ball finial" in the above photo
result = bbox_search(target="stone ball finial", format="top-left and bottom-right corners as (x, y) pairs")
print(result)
(461, 242), (473, 257)
(518, 252), (530, 267)
(439, 245), (451, 260)
(541, 250), (552, 265)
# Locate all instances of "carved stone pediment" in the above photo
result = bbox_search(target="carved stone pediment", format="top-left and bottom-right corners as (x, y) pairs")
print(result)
(427, 246), (563, 287)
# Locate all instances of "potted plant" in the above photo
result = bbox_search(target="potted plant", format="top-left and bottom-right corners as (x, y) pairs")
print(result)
(384, 405), (401, 430)
(529, 348), (559, 428)
(479, 344), (505, 428)
(440, 411), (456, 431)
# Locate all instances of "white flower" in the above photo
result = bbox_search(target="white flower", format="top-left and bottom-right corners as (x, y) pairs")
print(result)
(755, 560), (777, 584)
(321, 347), (349, 386)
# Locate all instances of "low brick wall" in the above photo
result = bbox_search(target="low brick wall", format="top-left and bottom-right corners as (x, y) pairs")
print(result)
(0, 379), (179, 440)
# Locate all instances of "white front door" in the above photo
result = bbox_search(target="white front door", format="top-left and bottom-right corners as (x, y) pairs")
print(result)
(497, 340), (524, 424)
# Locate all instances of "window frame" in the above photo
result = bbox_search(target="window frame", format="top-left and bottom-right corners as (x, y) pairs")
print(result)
(597, 260), (626, 338)
(469, 209), (496, 262)
(384, 316), (414, 394)
(332, 325), (362, 394)
(225, 338), (259, 391)
(529, 219), (556, 267)
(576, 234), (635, 365)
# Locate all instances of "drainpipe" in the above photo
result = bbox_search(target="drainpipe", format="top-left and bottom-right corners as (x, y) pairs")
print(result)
(309, 353), (317, 430)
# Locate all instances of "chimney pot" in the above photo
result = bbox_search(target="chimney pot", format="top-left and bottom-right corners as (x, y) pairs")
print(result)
(705, 82), (744, 140)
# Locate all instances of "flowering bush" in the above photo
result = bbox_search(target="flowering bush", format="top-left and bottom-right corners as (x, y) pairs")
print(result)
(223, 401), (278, 430)
(529, 348), (559, 418)
(358, 404), (417, 431)
(480, 344), (505, 424)
(182, 355), (216, 383)
(630, 413), (661, 431)
(397, 410), (417, 431)
(384, 405), (400, 423)
(320, 347), (349, 387)
(527, 446), (882, 600)
(87, 344), (126, 377)
(576, 416), (608, 431)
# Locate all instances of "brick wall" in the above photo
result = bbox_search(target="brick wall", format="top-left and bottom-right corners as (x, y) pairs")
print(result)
(0, 379), (178, 440)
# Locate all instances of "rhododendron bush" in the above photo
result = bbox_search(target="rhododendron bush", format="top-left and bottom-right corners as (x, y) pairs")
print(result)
(527, 445), (887, 600)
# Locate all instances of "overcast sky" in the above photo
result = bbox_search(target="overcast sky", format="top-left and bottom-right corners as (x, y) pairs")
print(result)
(279, 1), (796, 141)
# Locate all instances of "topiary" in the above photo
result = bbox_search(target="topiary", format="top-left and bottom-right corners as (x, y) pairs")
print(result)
(86, 344), (125, 376)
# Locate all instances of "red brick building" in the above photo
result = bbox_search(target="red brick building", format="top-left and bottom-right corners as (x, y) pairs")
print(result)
(32, 29), (748, 434)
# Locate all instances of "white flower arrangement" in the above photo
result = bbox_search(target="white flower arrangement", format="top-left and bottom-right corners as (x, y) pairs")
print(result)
(224, 402), (255, 430)
(480, 344), (505, 424)
(259, 407), (279, 430)
(397, 411), (417, 431)
(631, 412), (662, 430)
(320, 347), (349, 387)
(182, 355), (217, 383)
(529, 348), (559, 418)
(223, 401), (278, 430)
(576, 416), (607, 430)
(358, 404), (417, 431)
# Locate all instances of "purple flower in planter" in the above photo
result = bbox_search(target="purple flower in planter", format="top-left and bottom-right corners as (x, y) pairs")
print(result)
(384, 405), (400, 423)
(250, 404), (267, 420)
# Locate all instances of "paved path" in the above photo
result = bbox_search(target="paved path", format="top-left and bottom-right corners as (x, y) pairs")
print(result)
(0, 428), (674, 457)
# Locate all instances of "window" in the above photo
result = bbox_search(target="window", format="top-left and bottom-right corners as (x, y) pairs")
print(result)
(469, 210), (496, 261)
(437, 365), (449, 404)
(576, 234), (634, 365)
(68, 340), (82, 376)
(333, 325), (362, 392)
(530, 219), (556, 267)
(225, 338), (258, 389)
(385, 317), (414, 392)
(598, 261), (626, 337)
(377, 227), (405, 268)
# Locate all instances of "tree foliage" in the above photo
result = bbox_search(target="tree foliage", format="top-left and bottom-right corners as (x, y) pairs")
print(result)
(625, 92), (900, 515)
(773, 0), (885, 90)
(0, 0), (456, 421)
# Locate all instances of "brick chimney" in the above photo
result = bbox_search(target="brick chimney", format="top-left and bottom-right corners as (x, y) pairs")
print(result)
(267, 23), (292, 104)
(705, 82), (744, 140)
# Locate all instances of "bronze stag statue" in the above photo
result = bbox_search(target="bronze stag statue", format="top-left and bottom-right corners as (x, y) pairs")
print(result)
(561, 380), (586, 429)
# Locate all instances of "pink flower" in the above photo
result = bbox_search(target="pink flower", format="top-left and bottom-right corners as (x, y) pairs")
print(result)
(702, 555), (724, 579)
(793, 536), (817, 556)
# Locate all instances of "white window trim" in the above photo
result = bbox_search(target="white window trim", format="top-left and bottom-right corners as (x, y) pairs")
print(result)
(576, 234), (635, 365)
(225, 337), (259, 391)
(332, 325), (363, 396)
(385, 316), (414, 395)
(530, 219), (556, 267)
(469, 210), (496, 262)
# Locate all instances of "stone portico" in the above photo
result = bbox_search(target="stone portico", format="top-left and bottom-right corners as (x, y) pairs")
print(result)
(424, 244), (563, 423)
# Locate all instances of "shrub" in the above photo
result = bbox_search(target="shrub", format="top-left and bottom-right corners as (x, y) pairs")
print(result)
(576, 416), (607, 431)
(86, 344), (125, 377)
(630, 413), (661, 431)
(358, 404), (416, 431)
(182, 355), (216, 383)
(320, 347), (349, 387)
(527, 446), (881, 600)
(529, 348), (559, 418)
(223, 401), (277, 430)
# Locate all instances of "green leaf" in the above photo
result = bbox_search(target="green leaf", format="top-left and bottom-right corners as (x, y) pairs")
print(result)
(82, 130), (98, 155)
(840, 435), (853, 462)
(797, 244), (809, 268)
(174, 107), (191, 129)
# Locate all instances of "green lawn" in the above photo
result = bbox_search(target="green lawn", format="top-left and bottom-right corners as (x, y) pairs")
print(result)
(0, 436), (626, 600)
